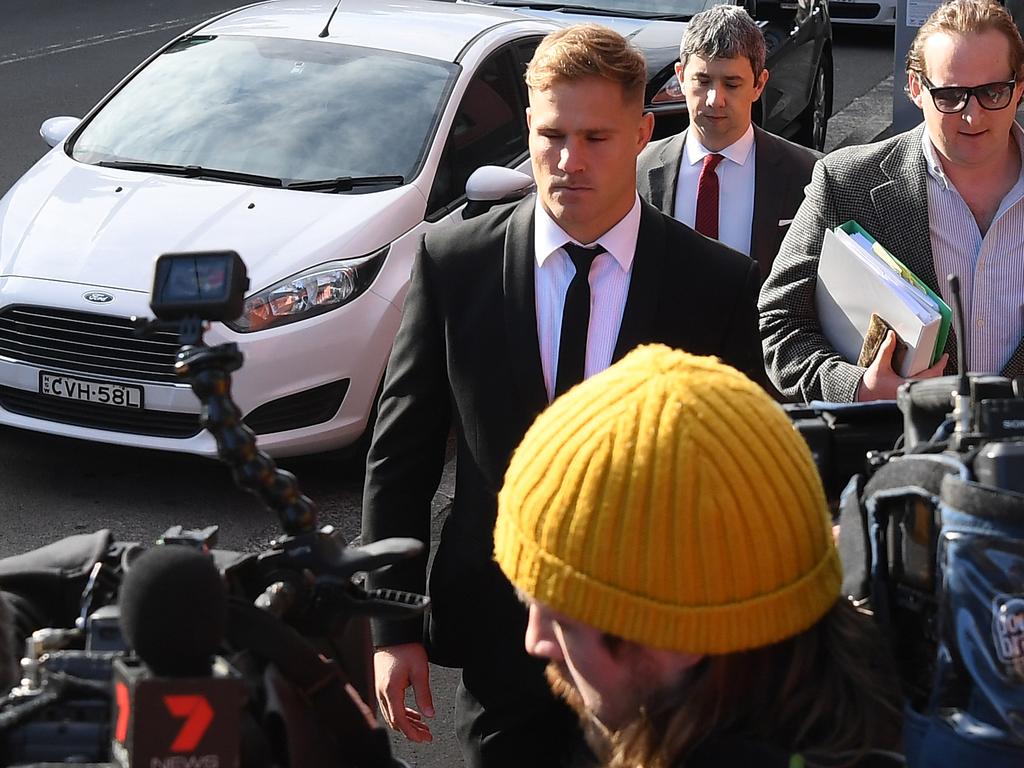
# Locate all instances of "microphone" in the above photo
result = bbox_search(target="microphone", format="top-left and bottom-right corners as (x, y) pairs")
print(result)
(113, 546), (245, 768)
(119, 545), (225, 677)
(947, 274), (973, 447)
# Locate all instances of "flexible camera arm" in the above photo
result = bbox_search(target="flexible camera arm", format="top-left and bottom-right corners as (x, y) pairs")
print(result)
(132, 314), (427, 615)
(175, 338), (317, 537)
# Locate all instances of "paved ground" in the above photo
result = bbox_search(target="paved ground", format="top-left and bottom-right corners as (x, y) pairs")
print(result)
(826, 74), (896, 151)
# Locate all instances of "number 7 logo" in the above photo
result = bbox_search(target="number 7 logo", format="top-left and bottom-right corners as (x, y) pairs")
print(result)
(163, 695), (214, 752)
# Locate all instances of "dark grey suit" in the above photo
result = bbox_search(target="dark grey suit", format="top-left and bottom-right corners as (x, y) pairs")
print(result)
(637, 125), (819, 280)
(758, 124), (1024, 403)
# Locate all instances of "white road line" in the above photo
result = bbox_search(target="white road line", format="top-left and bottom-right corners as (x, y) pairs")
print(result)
(0, 16), (208, 67)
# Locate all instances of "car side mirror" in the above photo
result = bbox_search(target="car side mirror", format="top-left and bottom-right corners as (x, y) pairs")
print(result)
(463, 166), (534, 219)
(39, 116), (81, 148)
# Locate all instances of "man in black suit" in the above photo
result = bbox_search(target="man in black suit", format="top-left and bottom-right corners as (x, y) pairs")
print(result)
(362, 23), (761, 768)
(637, 5), (819, 281)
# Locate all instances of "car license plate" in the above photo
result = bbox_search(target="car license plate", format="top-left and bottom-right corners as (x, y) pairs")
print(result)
(38, 372), (143, 409)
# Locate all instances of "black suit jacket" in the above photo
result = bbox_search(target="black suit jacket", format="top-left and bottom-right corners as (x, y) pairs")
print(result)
(362, 195), (760, 674)
(637, 125), (819, 280)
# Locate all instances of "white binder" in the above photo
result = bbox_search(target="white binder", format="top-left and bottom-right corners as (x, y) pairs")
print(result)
(815, 227), (942, 377)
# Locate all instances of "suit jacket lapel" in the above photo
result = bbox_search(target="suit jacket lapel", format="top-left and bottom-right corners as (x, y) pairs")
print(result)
(867, 125), (961, 369)
(871, 126), (935, 290)
(613, 200), (665, 361)
(503, 197), (548, 414)
(645, 131), (686, 215)
(750, 126), (783, 279)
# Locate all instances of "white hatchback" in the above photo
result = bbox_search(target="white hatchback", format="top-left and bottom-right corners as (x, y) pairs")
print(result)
(0, 0), (551, 457)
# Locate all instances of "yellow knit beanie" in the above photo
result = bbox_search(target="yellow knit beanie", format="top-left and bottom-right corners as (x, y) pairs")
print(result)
(495, 344), (841, 655)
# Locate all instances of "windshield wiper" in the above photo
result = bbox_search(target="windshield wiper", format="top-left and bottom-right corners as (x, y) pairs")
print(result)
(285, 175), (405, 192)
(97, 160), (284, 187)
(472, 1), (690, 20)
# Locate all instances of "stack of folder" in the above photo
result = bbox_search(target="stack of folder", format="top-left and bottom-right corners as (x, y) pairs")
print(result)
(815, 221), (951, 378)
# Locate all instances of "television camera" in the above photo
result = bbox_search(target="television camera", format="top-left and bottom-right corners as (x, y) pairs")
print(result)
(0, 250), (426, 767)
(786, 276), (1024, 766)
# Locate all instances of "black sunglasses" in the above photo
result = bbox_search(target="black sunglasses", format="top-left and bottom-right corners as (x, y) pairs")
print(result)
(917, 73), (1018, 113)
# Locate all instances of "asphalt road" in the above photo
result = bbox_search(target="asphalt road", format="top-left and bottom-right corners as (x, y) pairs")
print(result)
(831, 23), (896, 108)
(0, 4), (898, 766)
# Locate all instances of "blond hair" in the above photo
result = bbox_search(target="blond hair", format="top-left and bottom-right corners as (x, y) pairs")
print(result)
(525, 24), (647, 107)
(906, 0), (1024, 79)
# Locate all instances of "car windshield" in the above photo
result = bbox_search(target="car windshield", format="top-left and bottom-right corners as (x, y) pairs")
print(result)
(70, 35), (459, 185)
(473, 0), (714, 19)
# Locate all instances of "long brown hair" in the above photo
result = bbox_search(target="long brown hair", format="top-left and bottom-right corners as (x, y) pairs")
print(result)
(604, 600), (903, 768)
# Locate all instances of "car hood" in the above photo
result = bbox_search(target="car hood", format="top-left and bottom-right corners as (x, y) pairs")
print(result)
(510, 8), (683, 73)
(0, 151), (425, 293)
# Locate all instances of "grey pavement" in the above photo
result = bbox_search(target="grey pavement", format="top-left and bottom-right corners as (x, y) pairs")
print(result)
(826, 73), (896, 152)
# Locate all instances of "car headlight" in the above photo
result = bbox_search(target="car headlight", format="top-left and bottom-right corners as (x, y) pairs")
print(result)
(226, 246), (388, 333)
(650, 72), (685, 105)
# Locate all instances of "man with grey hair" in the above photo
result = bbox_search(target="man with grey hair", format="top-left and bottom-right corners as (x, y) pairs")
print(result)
(638, 5), (819, 281)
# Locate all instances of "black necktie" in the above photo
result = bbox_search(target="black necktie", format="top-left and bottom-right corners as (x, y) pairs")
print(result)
(555, 243), (606, 398)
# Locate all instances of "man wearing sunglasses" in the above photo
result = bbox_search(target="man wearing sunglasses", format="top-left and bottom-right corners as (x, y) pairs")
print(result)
(759, 0), (1024, 403)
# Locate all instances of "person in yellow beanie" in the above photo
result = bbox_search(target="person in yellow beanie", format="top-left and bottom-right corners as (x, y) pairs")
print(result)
(495, 344), (903, 768)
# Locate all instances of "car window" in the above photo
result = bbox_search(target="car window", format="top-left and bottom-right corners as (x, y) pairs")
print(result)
(70, 35), (459, 185)
(426, 45), (531, 219)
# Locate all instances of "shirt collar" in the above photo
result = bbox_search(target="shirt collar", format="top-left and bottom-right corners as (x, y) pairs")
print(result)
(922, 120), (1024, 191)
(534, 194), (641, 271)
(684, 123), (755, 167)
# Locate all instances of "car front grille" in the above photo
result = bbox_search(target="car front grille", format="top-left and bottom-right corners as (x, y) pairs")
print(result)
(0, 386), (202, 438)
(0, 305), (181, 383)
(829, 2), (882, 19)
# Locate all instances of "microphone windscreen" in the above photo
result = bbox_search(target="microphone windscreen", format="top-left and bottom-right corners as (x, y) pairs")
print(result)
(120, 545), (226, 677)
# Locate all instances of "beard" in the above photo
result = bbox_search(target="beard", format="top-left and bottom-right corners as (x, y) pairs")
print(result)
(545, 661), (615, 763)
(545, 661), (588, 717)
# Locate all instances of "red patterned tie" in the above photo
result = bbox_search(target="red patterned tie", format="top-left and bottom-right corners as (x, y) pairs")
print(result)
(694, 153), (724, 239)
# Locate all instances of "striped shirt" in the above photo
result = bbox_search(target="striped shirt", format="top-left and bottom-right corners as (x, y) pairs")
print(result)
(923, 124), (1024, 373)
(534, 195), (638, 401)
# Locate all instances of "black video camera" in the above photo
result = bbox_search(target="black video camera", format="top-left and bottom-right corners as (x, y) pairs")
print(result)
(788, 276), (1024, 765)
(0, 250), (426, 768)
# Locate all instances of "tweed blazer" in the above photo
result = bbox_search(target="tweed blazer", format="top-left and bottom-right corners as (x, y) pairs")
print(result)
(637, 125), (820, 280)
(758, 124), (1024, 403)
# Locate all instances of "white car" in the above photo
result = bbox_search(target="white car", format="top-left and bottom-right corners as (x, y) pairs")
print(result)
(0, 0), (551, 457)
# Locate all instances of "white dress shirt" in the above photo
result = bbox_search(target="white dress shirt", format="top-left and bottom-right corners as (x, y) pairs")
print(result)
(673, 124), (756, 257)
(922, 124), (1024, 373)
(534, 196), (640, 401)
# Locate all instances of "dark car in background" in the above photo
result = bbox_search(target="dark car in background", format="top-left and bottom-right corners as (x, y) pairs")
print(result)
(462, 0), (833, 150)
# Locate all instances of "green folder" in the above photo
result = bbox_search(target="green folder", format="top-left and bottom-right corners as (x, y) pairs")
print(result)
(838, 221), (951, 366)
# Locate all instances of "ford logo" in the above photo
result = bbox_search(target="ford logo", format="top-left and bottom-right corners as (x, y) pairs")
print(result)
(83, 291), (114, 304)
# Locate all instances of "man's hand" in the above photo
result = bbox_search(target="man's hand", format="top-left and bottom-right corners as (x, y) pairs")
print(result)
(855, 330), (948, 402)
(374, 643), (435, 743)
